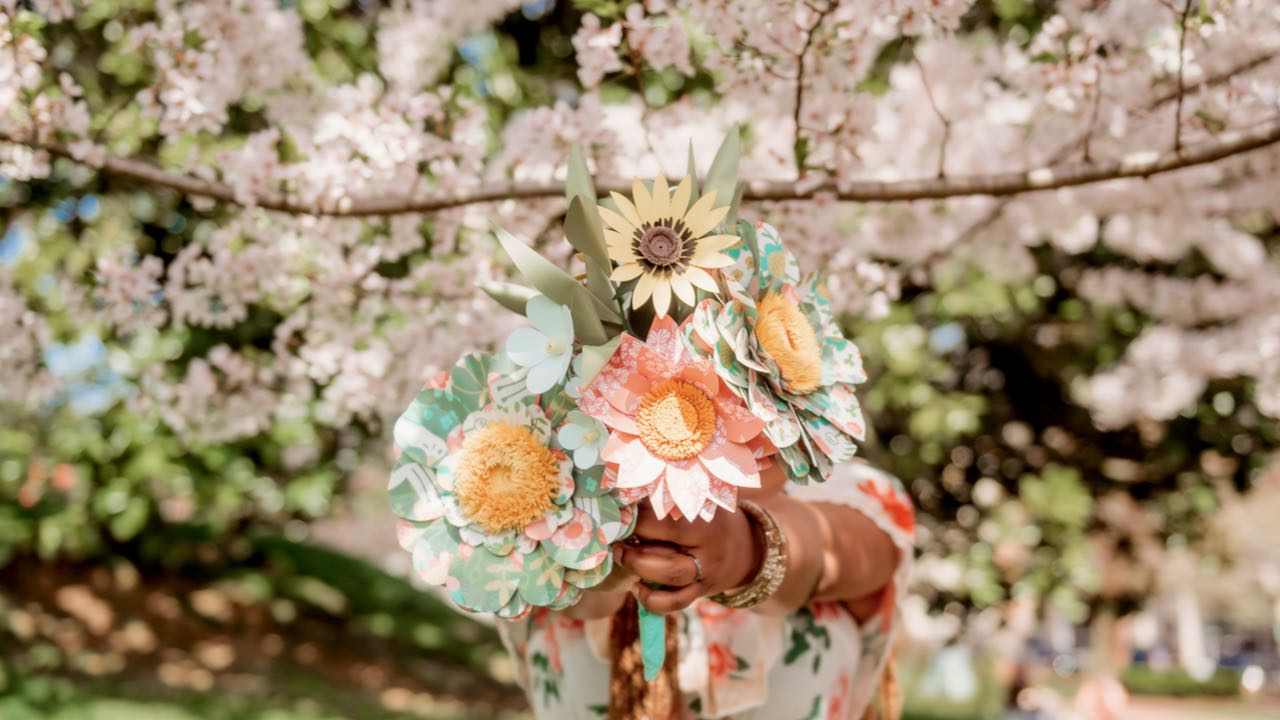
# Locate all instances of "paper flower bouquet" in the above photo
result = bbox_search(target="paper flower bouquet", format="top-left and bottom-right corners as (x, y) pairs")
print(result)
(388, 128), (866, 674)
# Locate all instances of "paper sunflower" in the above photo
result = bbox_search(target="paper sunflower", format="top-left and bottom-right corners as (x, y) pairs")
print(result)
(685, 222), (867, 484)
(389, 352), (636, 619)
(577, 315), (775, 521)
(601, 176), (739, 317)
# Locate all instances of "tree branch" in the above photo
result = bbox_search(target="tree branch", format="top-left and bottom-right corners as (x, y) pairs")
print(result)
(1173, 0), (1194, 152)
(911, 46), (952, 178)
(4, 118), (1279, 217)
(792, 0), (838, 174)
(941, 49), (1278, 265)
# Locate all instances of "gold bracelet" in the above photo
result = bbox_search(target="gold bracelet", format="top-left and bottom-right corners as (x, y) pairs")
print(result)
(711, 500), (788, 609)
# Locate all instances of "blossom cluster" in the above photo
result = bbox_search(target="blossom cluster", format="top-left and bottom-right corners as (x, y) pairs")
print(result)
(0, 0), (1278, 452)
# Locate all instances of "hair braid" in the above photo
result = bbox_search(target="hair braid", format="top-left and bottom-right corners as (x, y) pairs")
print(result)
(608, 594), (680, 720)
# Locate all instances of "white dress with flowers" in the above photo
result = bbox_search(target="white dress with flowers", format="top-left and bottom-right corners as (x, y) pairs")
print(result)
(498, 461), (915, 720)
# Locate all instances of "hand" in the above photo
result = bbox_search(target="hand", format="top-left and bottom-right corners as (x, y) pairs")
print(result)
(615, 503), (764, 615)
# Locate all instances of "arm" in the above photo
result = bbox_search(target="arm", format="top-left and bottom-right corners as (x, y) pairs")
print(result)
(755, 496), (900, 620)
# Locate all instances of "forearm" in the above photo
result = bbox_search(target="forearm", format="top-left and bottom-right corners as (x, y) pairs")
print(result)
(753, 497), (899, 616)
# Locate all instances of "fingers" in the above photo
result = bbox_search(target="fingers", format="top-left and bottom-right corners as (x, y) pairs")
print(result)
(633, 503), (708, 545)
(617, 543), (700, 588)
(636, 580), (706, 615)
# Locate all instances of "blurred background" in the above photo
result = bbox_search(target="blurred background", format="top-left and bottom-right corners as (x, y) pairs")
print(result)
(3, 0), (1280, 718)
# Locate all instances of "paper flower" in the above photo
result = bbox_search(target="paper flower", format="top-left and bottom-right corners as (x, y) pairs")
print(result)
(557, 410), (608, 469)
(390, 352), (635, 620)
(685, 222), (867, 484)
(564, 354), (585, 399)
(578, 315), (775, 521)
(601, 175), (739, 317)
(505, 294), (574, 394)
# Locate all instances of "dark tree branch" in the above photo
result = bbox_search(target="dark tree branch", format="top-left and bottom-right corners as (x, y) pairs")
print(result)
(3, 119), (1279, 217)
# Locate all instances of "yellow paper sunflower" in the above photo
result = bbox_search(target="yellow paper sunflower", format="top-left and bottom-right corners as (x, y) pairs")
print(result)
(600, 175), (739, 317)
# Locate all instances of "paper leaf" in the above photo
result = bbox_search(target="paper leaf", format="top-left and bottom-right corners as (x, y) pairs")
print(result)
(494, 224), (608, 341)
(578, 335), (621, 387)
(584, 260), (619, 322)
(705, 124), (740, 213)
(480, 281), (538, 317)
(566, 143), (597, 204)
(687, 140), (699, 198)
(565, 196), (609, 270)
(570, 292), (608, 346)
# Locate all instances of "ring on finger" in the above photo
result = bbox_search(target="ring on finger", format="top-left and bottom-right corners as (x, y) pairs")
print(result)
(680, 549), (703, 584)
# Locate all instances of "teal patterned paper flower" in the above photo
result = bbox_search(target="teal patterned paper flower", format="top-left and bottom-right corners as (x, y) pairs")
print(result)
(390, 351), (636, 620)
(684, 222), (868, 484)
(557, 410), (608, 469)
(505, 294), (575, 394)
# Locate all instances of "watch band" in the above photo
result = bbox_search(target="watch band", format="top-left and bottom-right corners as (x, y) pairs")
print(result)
(711, 499), (788, 609)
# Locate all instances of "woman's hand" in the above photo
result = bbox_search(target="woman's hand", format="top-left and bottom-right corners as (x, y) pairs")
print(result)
(616, 503), (764, 615)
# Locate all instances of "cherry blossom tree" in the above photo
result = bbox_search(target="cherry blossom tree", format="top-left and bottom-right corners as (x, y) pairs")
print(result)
(2, 0), (1279, 630)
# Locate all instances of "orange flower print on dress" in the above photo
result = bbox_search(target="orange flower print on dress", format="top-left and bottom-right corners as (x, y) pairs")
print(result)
(857, 478), (915, 534)
(706, 643), (740, 680)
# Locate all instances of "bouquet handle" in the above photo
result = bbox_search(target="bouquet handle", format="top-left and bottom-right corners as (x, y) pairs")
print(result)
(637, 603), (667, 681)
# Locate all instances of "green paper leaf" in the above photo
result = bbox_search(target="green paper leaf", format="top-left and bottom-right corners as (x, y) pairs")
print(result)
(578, 336), (621, 387)
(480, 281), (538, 316)
(727, 177), (745, 227)
(687, 140), (699, 197)
(570, 292), (608, 346)
(494, 224), (609, 342)
(566, 143), (597, 204)
(565, 196), (609, 270)
(705, 124), (740, 213)
(639, 605), (666, 681)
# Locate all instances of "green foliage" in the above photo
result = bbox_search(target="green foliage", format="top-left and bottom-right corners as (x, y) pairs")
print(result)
(1120, 665), (1241, 698)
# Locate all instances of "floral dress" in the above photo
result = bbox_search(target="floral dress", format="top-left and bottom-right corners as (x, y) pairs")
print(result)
(498, 461), (915, 719)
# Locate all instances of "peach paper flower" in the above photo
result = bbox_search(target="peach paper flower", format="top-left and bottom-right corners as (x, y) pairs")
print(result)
(577, 315), (775, 520)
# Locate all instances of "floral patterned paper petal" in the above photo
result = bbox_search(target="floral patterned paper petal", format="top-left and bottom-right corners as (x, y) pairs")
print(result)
(576, 493), (629, 544)
(448, 545), (521, 614)
(495, 593), (532, 621)
(449, 353), (493, 411)
(541, 508), (608, 570)
(571, 465), (608, 497)
(564, 551), (614, 589)
(547, 582), (582, 611)
(802, 412), (858, 464)
(388, 460), (445, 521)
(407, 520), (462, 587)
(517, 546), (565, 607)
(823, 337), (868, 385)
(778, 442), (813, 483)
(484, 529), (517, 556)
(755, 223), (800, 289)
(665, 461), (712, 521)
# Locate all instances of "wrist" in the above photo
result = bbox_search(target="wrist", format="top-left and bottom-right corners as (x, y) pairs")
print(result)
(730, 508), (767, 589)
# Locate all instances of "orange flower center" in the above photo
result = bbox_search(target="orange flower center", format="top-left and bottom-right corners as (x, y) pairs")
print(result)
(635, 380), (718, 460)
(757, 292), (823, 394)
(453, 422), (562, 534)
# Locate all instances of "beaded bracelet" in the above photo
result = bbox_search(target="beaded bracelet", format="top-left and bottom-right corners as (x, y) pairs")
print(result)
(711, 499), (788, 609)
